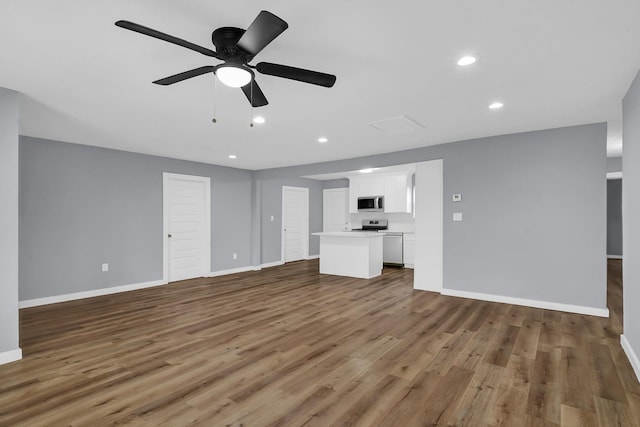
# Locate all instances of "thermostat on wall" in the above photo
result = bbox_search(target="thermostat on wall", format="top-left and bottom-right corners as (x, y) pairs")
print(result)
(452, 193), (462, 202)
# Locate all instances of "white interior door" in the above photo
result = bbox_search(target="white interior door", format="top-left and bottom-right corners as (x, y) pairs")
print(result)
(323, 188), (350, 231)
(282, 186), (309, 262)
(163, 173), (211, 282)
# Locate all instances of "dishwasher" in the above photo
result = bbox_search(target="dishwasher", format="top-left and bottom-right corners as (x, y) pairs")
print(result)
(383, 232), (404, 266)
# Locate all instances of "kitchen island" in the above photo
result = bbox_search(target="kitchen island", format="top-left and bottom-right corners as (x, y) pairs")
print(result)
(312, 232), (384, 279)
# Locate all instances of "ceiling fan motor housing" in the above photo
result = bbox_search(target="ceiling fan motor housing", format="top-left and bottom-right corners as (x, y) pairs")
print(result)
(212, 27), (251, 62)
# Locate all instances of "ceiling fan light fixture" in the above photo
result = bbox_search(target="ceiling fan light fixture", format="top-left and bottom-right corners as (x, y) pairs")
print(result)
(215, 64), (253, 88)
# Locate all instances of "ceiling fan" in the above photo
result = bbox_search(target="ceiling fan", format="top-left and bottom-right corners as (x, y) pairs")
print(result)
(115, 11), (337, 107)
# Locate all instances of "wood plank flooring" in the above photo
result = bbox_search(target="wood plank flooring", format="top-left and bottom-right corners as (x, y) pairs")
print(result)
(1, 259), (638, 426)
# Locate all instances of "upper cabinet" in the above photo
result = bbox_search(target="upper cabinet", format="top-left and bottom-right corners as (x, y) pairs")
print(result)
(384, 173), (413, 213)
(349, 173), (413, 213)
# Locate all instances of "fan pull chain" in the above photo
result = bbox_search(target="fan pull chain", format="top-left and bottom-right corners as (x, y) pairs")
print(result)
(249, 82), (254, 127)
(212, 76), (217, 123)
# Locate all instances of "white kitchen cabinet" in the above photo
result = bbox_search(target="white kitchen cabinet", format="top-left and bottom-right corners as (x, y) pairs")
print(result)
(323, 188), (350, 231)
(349, 173), (413, 213)
(384, 174), (412, 213)
(361, 175), (385, 196)
(348, 177), (361, 213)
(403, 233), (415, 268)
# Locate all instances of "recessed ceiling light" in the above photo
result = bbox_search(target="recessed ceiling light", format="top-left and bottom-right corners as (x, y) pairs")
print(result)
(318, 137), (328, 143)
(489, 102), (504, 110)
(228, 154), (237, 159)
(252, 116), (266, 124)
(457, 55), (476, 66)
(359, 168), (375, 174)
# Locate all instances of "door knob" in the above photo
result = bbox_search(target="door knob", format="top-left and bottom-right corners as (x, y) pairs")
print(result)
(168, 234), (172, 238)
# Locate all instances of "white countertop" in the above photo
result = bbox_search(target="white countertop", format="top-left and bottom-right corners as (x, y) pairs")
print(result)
(312, 232), (385, 237)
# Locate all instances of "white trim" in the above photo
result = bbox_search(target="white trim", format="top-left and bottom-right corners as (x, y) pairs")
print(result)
(0, 348), (22, 365)
(163, 173), (211, 283)
(305, 254), (320, 260)
(210, 260), (285, 275)
(607, 254), (623, 259)
(607, 172), (623, 180)
(209, 266), (260, 277)
(281, 186), (310, 263)
(19, 280), (166, 309)
(621, 335), (640, 382)
(440, 288), (610, 317)
(260, 260), (284, 269)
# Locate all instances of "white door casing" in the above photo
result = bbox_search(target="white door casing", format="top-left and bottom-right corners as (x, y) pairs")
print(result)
(163, 173), (211, 282)
(282, 186), (309, 263)
(323, 188), (350, 231)
(414, 159), (443, 292)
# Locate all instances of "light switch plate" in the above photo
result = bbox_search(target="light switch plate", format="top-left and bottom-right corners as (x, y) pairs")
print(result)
(453, 212), (462, 221)
(101, 263), (109, 272)
(452, 193), (462, 202)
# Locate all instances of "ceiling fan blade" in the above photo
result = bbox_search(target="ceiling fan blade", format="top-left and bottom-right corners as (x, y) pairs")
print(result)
(115, 20), (219, 58)
(236, 11), (288, 57)
(241, 80), (268, 107)
(256, 62), (336, 88)
(153, 66), (216, 85)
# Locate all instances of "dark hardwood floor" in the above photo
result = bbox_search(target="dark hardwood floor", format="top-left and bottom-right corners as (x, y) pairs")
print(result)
(1, 259), (638, 426)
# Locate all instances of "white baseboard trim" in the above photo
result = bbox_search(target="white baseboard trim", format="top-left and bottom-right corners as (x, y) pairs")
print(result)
(209, 265), (261, 277)
(621, 335), (640, 383)
(607, 255), (623, 260)
(260, 260), (285, 269)
(209, 258), (315, 277)
(441, 288), (610, 317)
(0, 348), (22, 365)
(19, 279), (167, 309)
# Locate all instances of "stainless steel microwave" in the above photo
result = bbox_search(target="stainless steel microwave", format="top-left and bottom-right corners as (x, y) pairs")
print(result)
(357, 196), (384, 212)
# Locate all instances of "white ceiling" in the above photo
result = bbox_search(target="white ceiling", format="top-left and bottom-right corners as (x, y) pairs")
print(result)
(1, 1), (639, 170)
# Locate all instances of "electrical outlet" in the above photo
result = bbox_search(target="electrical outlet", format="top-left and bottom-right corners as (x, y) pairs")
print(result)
(101, 263), (109, 272)
(233, 253), (238, 260)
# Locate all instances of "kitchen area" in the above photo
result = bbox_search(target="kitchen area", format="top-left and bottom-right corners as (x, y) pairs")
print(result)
(309, 165), (416, 279)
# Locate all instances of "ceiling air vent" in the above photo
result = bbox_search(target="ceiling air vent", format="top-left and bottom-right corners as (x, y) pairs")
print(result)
(368, 115), (424, 135)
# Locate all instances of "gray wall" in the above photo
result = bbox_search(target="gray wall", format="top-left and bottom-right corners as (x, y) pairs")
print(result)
(257, 123), (607, 309)
(623, 69), (640, 363)
(18, 122), (608, 313)
(258, 177), (323, 264)
(607, 179), (623, 256)
(607, 156), (622, 173)
(0, 88), (19, 354)
(323, 178), (349, 189)
(20, 137), (254, 301)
